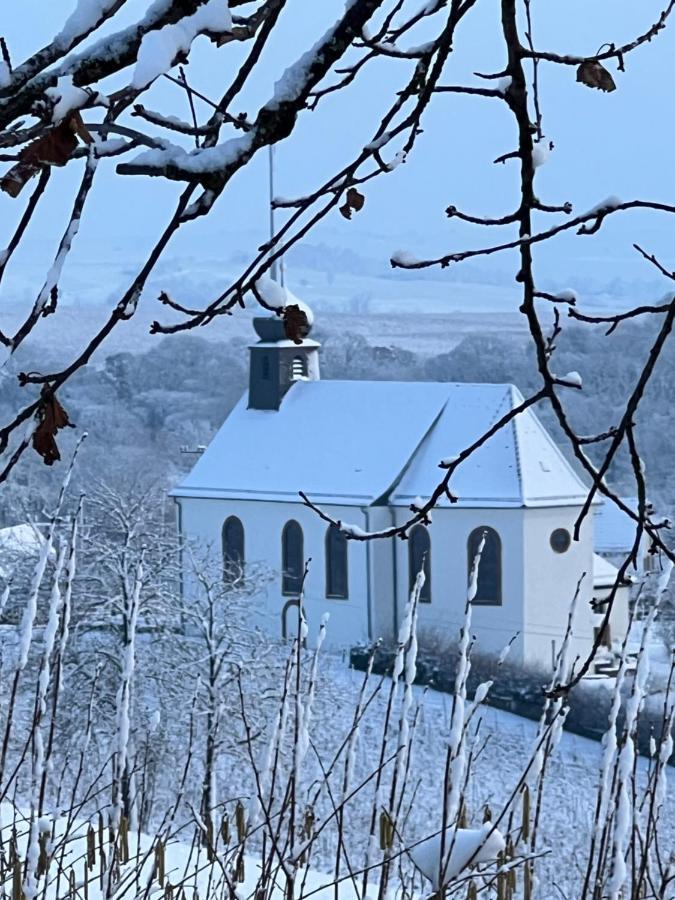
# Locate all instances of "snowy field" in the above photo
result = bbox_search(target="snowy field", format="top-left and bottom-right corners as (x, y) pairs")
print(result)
(311, 658), (675, 896)
(3, 651), (672, 900)
(0, 234), (643, 363)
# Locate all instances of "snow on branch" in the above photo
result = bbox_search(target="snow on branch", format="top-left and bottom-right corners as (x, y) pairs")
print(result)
(0, 0), (124, 97)
(44, 76), (108, 124)
(117, 0), (387, 183)
(0, 0), (227, 130)
(131, 0), (232, 89)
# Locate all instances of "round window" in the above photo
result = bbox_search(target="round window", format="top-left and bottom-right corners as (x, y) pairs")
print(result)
(550, 528), (571, 553)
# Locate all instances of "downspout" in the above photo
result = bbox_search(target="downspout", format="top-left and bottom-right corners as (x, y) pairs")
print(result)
(362, 506), (373, 641)
(390, 506), (399, 637)
(174, 497), (184, 605)
(369, 406), (445, 642)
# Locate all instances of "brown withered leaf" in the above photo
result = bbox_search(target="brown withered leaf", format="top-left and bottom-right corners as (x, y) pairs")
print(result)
(1, 114), (85, 197)
(339, 187), (365, 220)
(346, 187), (364, 211)
(282, 304), (309, 345)
(32, 383), (74, 466)
(22, 115), (84, 166)
(576, 60), (616, 93)
(1, 159), (43, 198)
(69, 110), (93, 146)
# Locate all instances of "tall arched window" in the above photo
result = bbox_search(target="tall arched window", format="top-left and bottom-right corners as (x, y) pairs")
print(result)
(282, 520), (304, 596)
(408, 524), (431, 603)
(467, 527), (502, 606)
(222, 516), (244, 582)
(325, 525), (349, 599)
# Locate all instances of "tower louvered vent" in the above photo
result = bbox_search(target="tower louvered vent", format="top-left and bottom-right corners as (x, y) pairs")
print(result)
(291, 356), (307, 380)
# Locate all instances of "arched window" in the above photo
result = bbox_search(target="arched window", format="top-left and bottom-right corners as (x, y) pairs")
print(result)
(467, 527), (502, 606)
(282, 520), (304, 596)
(325, 525), (349, 599)
(408, 524), (431, 603)
(222, 516), (244, 582)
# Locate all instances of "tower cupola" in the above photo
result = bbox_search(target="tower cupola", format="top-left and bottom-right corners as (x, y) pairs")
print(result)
(248, 295), (320, 411)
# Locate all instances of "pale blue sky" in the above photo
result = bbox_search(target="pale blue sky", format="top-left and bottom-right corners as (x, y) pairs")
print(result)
(1, 0), (674, 293)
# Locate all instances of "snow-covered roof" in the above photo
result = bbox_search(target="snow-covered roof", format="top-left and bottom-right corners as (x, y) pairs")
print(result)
(252, 339), (320, 350)
(592, 553), (628, 589)
(173, 381), (589, 508)
(390, 384), (588, 508)
(593, 497), (639, 555)
(254, 276), (315, 325)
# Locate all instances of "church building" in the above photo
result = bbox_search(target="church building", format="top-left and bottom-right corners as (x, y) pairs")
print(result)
(172, 304), (629, 671)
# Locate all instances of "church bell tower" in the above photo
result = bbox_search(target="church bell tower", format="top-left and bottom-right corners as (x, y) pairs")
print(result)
(249, 148), (320, 410)
(248, 313), (320, 411)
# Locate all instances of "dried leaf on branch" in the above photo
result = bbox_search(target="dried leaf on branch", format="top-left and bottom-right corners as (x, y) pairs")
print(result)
(576, 60), (616, 92)
(339, 186), (365, 220)
(282, 304), (310, 344)
(1, 112), (92, 198)
(32, 384), (74, 466)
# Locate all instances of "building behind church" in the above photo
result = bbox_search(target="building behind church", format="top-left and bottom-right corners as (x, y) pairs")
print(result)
(172, 303), (630, 672)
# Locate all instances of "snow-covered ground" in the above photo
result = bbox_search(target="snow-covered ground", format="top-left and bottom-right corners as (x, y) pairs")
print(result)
(0, 518), (671, 900)
(0, 805), (503, 900)
(6, 656), (670, 899)
(310, 657), (675, 898)
(0, 621), (672, 900)
(0, 807), (365, 900)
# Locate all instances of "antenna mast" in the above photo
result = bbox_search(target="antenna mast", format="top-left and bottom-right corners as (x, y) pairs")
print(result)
(268, 145), (285, 286)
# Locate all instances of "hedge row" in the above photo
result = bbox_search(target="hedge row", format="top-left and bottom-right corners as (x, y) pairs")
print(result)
(349, 641), (671, 762)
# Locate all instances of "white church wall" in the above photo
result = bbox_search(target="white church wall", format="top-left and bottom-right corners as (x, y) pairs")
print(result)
(612, 584), (630, 644)
(389, 506), (527, 662)
(522, 506), (596, 670)
(591, 581), (631, 651)
(365, 506), (397, 642)
(177, 497), (372, 647)
(176, 493), (627, 673)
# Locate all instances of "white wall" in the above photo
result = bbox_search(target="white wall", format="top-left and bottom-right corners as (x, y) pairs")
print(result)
(178, 497), (630, 672)
(366, 506), (397, 641)
(592, 582), (631, 650)
(177, 497), (372, 648)
(388, 506), (527, 662)
(522, 506), (596, 670)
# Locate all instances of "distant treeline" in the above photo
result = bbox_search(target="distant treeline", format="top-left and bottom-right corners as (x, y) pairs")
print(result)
(1, 317), (673, 523)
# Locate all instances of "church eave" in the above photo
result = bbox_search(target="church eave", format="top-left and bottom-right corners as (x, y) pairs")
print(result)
(170, 485), (380, 505)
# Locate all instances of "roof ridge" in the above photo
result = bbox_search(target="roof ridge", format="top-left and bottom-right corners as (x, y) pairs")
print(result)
(507, 386), (525, 503)
(372, 399), (449, 506)
(511, 390), (590, 504)
(318, 379), (515, 388)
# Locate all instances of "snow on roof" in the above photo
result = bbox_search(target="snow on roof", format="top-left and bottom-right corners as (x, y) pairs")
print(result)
(255, 276), (315, 325)
(392, 384), (588, 507)
(173, 381), (589, 508)
(592, 553), (625, 589)
(593, 497), (639, 555)
(251, 339), (320, 349)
